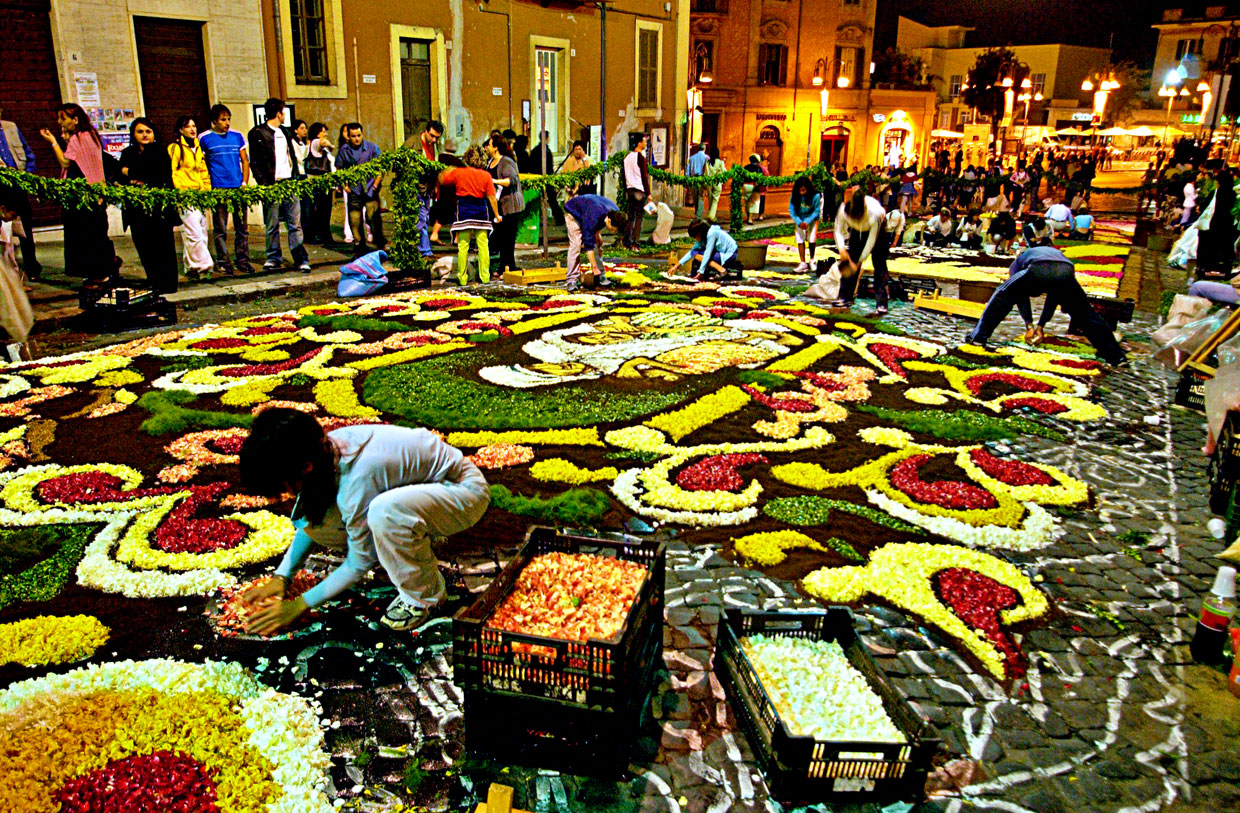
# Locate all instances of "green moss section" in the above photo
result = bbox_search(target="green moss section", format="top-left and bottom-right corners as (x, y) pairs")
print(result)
(297, 314), (410, 333)
(158, 355), (219, 373)
(604, 450), (663, 463)
(832, 314), (906, 335)
(763, 495), (924, 536)
(364, 351), (705, 430)
(137, 390), (254, 436)
(852, 404), (1066, 443)
(489, 485), (612, 525)
(0, 524), (97, 610)
(735, 370), (787, 388)
(934, 355), (990, 370)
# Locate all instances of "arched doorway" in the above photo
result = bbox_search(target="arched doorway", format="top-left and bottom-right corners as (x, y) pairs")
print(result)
(879, 110), (914, 168)
(756, 124), (783, 176)
(820, 125), (850, 168)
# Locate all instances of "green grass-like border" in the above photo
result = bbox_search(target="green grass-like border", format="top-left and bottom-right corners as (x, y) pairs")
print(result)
(363, 349), (706, 430)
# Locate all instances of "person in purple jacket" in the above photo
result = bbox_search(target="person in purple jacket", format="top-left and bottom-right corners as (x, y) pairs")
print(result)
(563, 192), (627, 291)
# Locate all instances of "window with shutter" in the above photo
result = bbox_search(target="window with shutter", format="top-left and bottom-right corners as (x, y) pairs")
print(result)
(290, 0), (330, 84)
(638, 28), (659, 107)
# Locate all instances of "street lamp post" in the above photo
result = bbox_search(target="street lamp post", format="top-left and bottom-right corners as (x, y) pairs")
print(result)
(1017, 80), (1043, 156)
(1082, 72), (1120, 149)
(1158, 69), (1189, 149)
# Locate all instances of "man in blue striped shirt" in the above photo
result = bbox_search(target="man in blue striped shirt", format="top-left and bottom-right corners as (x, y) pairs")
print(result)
(0, 108), (40, 277)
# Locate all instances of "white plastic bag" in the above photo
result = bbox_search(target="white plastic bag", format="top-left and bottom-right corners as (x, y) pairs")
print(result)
(0, 220), (32, 345)
(652, 202), (675, 244)
(805, 262), (842, 300)
(1151, 294), (1213, 347)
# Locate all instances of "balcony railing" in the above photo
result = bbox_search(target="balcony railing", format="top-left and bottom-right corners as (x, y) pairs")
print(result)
(691, 0), (728, 13)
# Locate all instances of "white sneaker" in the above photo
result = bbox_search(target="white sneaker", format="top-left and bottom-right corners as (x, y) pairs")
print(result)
(380, 597), (432, 631)
(795, 262), (809, 273)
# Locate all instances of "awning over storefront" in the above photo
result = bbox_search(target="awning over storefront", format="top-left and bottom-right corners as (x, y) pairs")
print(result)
(931, 129), (964, 138)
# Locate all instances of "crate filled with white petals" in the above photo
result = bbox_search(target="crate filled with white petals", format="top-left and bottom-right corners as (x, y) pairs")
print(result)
(715, 608), (938, 804)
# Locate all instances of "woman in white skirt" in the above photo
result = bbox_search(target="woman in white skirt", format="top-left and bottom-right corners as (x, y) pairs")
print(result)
(240, 408), (491, 633)
(167, 116), (215, 281)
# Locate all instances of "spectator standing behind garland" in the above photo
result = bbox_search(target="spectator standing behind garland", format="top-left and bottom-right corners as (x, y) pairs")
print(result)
(247, 97), (311, 273)
(302, 123), (335, 245)
(290, 119), (314, 252)
(118, 117), (178, 294)
(485, 133), (523, 276)
(622, 134), (651, 249)
(429, 137), (463, 246)
(40, 103), (119, 291)
(199, 104), (252, 277)
(703, 145), (727, 222)
(336, 123), (385, 259)
(0, 105), (41, 278)
(168, 115), (215, 283)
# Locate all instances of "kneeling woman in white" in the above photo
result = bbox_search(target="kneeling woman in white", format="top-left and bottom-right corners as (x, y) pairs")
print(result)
(240, 408), (490, 633)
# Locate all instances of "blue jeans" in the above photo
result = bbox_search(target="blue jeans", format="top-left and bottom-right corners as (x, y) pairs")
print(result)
(968, 261), (1126, 364)
(418, 192), (433, 257)
(262, 198), (308, 265)
(1189, 280), (1240, 305)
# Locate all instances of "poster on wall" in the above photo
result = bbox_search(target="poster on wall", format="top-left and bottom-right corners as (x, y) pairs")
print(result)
(649, 124), (669, 168)
(251, 103), (295, 129)
(74, 72), (100, 108)
(587, 125), (602, 161)
(100, 133), (128, 160)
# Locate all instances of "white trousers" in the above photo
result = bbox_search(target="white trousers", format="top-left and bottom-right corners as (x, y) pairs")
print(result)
(367, 459), (491, 608)
(179, 209), (213, 272)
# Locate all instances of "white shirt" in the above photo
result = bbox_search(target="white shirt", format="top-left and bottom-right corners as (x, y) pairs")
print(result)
(835, 195), (887, 265)
(271, 122), (292, 180)
(623, 150), (645, 191)
(1046, 203), (1072, 223)
(1184, 182), (1197, 208)
(885, 209), (906, 236)
(926, 214), (953, 236)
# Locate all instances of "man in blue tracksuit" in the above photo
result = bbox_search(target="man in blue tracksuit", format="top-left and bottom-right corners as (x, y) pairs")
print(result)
(966, 245), (1126, 365)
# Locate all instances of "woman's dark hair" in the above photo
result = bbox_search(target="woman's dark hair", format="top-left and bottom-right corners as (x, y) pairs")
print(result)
(687, 218), (712, 242)
(308, 122), (328, 141)
(128, 116), (158, 146)
(487, 132), (513, 157)
(791, 176), (813, 205)
(240, 408), (337, 524)
(514, 134), (529, 151)
(846, 190), (867, 220)
(55, 103), (100, 146)
(292, 119), (308, 141)
(173, 116), (197, 139)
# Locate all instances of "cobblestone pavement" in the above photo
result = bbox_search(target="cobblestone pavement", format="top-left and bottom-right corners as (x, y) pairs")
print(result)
(27, 237), (1239, 811)
(296, 301), (1236, 813)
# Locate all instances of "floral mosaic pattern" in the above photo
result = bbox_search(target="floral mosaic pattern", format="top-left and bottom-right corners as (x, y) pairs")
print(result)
(0, 282), (1116, 793)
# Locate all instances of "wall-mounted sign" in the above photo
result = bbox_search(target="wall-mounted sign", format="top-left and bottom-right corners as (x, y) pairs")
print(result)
(1070, 112), (1093, 122)
(1181, 113), (1203, 124)
(872, 113), (886, 123)
(362, 74), (376, 84)
(824, 114), (856, 122)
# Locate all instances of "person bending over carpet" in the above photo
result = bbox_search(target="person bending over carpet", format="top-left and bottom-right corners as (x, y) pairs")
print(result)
(672, 218), (743, 281)
(239, 409), (491, 634)
(966, 245), (1126, 366)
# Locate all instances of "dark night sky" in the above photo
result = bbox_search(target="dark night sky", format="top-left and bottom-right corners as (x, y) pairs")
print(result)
(873, 0), (1235, 70)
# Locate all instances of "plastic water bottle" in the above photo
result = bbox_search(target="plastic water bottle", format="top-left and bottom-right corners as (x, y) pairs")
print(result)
(1190, 566), (1236, 665)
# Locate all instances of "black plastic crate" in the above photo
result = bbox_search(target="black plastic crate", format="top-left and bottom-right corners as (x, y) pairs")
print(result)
(1174, 371), (1207, 412)
(452, 526), (665, 711)
(461, 623), (660, 775)
(1068, 296), (1135, 335)
(80, 291), (177, 333)
(715, 609), (938, 804)
(1208, 411), (1240, 513)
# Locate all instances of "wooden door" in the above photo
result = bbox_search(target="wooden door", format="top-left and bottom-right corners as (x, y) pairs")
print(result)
(133, 17), (210, 144)
(0, 0), (64, 224)
(399, 38), (432, 144)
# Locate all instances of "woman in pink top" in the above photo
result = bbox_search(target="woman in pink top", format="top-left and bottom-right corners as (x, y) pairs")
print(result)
(39, 103), (118, 289)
